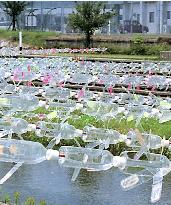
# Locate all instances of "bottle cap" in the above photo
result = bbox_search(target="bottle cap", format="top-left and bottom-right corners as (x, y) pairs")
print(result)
(38, 100), (46, 107)
(161, 139), (170, 147)
(46, 149), (59, 160)
(76, 129), (83, 135)
(5, 72), (11, 78)
(151, 108), (159, 115)
(28, 124), (37, 131)
(76, 103), (83, 109)
(119, 134), (127, 142)
(125, 139), (132, 146)
(35, 129), (41, 136)
(38, 88), (44, 94)
(82, 134), (87, 141)
(118, 107), (125, 113)
(113, 156), (126, 169)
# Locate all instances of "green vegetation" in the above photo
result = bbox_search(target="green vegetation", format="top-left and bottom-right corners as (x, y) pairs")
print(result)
(0, 29), (171, 59)
(16, 107), (171, 157)
(24, 197), (35, 205)
(14, 192), (20, 205)
(68, 1), (115, 47)
(55, 52), (158, 61)
(0, 191), (46, 205)
(3, 194), (11, 204)
(0, 29), (58, 48)
(129, 34), (171, 56)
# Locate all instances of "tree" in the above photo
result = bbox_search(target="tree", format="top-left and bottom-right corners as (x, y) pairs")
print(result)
(1, 1), (27, 30)
(68, 2), (115, 48)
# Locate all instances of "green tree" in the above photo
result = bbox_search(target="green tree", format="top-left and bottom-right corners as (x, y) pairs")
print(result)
(1, 1), (27, 30)
(68, 1), (115, 48)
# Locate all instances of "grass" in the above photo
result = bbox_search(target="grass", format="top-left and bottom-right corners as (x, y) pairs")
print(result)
(0, 29), (58, 48)
(17, 106), (171, 157)
(54, 53), (159, 61)
(68, 115), (171, 138)
(23, 108), (171, 139)
(45, 33), (171, 41)
(0, 29), (167, 60)
(0, 191), (46, 205)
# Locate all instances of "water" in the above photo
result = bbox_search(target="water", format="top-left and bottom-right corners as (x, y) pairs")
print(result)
(0, 161), (170, 205)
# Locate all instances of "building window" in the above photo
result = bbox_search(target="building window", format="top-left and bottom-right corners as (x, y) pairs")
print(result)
(137, 14), (140, 22)
(149, 12), (154, 23)
(119, 15), (123, 20)
(167, 11), (171, 19)
(0, 17), (4, 22)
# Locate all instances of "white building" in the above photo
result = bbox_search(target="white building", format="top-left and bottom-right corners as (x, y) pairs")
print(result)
(0, 1), (171, 34)
(121, 1), (171, 34)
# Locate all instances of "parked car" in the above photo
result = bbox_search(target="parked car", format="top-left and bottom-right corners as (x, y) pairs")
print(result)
(119, 20), (149, 33)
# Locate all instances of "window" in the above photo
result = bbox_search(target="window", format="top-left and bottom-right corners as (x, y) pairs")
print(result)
(167, 11), (171, 19)
(149, 12), (154, 23)
(137, 14), (140, 22)
(119, 15), (123, 20)
(0, 17), (4, 22)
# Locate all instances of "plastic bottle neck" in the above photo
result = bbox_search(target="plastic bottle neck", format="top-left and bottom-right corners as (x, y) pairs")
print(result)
(46, 149), (59, 160)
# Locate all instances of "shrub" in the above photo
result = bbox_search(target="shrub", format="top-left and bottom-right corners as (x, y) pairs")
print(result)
(39, 200), (46, 205)
(130, 35), (146, 55)
(3, 193), (11, 204)
(106, 45), (132, 55)
(24, 197), (36, 205)
(14, 192), (21, 205)
(146, 43), (171, 55)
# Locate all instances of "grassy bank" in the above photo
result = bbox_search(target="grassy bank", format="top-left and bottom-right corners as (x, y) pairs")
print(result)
(0, 29), (58, 48)
(55, 53), (159, 61)
(0, 29), (170, 59)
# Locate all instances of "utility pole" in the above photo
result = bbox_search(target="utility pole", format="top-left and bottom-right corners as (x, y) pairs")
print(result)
(19, 31), (22, 54)
(108, 20), (111, 35)
(130, 1), (133, 34)
(140, 1), (144, 33)
(40, 1), (43, 31)
(61, 7), (64, 33)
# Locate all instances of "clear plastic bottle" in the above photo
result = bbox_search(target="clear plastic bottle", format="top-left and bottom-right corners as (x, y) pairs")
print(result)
(19, 85), (42, 95)
(0, 94), (46, 112)
(82, 126), (125, 145)
(120, 151), (170, 170)
(58, 147), (170, 172)
(126, 130), (169, 150)
(159, 110), (171, 123)
(47, 100), (76, 112)
(36, 121), (82, 139)
(12, 70), (37, 82)
(0, 117), (36, 136)
(0, 139), (59, 164)
(83, 101), (120, 120)
(58, 146), (114, 171)
(43, 87), (71, 101)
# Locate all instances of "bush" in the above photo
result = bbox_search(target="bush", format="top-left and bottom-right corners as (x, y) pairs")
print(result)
(24, 197), (36, 205)
(3, 194), (11, 204)
(39, 200), (46, 205)
(14, 192), (21, 205)
(146, 43), (171, 55)
(130, 35), (146, 55)
(106, 45), (132, 55)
